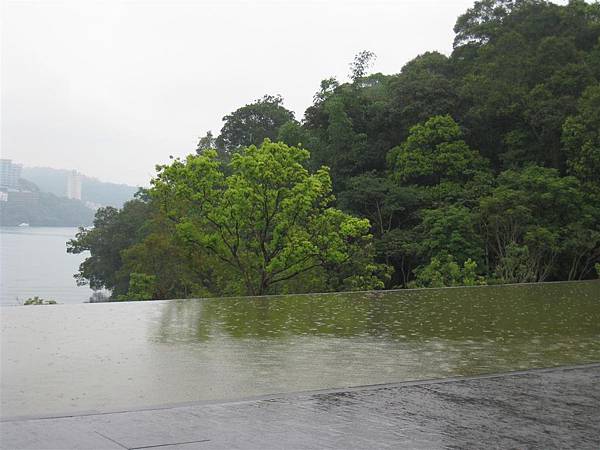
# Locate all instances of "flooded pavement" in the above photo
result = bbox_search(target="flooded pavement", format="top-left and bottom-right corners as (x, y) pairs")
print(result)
(1, 280), (599, 418)
(1, 364), (599, 449)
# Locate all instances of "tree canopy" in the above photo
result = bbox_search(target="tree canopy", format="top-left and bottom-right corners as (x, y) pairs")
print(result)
(215, 95), (296, 160)
(151, 140), (386, 296)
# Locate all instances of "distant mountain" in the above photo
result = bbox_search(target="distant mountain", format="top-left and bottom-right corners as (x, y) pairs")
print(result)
(21, 167), (139, 208)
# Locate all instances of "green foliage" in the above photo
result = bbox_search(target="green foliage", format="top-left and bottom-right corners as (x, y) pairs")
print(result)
(119, 226), (219, 300)
(338, 173), (421, 237)
(480, 165), (599, 282)
(277, 120), (309, 148)
(453, 0), (516, 48)
(151, 140), (388, 296)
(69, 196), (226, 300)
(117, 273), (156, 301)
(562, 84), (600, 184)
(462, 258), (487, 286)
(450, 0), (600, 170)
(389, 115), (487, 187)
(196, 131), (216, 154)
(388, 52), (458, 134)
(24, 296), (57, 305)
(303, 70), (395, 187)
(419, 205), (484, 267)
(215, 95), (296, 159)
(67, 197), (153, 295)
(301, 6), (600, 286)
(493, 243), (536, 284)
(411, 255), (486, 288)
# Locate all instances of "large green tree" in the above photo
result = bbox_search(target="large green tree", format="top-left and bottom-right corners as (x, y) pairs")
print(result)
(151, 140), (387, 296)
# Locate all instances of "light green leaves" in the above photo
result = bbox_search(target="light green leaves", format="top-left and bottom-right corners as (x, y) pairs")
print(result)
(150, 140), (386, 296)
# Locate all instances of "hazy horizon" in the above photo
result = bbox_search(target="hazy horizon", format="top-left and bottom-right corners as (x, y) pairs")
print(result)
(1, 0), (568, 186)
(19, 163), (140, 188)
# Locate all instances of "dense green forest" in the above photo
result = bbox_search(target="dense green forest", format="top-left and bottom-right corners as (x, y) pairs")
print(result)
(69, 0), (600, 300)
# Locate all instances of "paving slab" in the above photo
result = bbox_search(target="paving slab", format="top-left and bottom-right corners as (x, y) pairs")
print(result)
(1, 364), (599, 450)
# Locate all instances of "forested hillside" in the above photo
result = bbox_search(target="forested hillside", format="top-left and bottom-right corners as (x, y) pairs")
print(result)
(69, 0), (600, 300)
(0, 180), (94, 227)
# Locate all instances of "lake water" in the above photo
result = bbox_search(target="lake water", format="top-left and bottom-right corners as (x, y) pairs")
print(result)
(1, 280), (599, 418)
(0, 227), (94, 305)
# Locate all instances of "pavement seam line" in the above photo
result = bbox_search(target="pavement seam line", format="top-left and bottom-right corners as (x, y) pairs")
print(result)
(93, 431), (129, 449)
(129, 439), (211, 449)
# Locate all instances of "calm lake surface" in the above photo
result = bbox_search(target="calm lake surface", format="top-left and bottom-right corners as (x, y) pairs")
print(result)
(1, 280), (599, 418)
(0, 227), (93, 305)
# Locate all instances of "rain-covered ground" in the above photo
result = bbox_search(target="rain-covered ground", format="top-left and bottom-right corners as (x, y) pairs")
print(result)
(2, 280), (599, 418)
(1, 364), (599, 449)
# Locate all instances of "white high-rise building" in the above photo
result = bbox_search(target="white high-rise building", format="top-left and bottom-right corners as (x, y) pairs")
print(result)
(67, 170), (82, 200)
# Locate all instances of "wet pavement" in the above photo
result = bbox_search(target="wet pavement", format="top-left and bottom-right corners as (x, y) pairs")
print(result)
(2, 364), (599, 449)
(3, 281), (600, 418)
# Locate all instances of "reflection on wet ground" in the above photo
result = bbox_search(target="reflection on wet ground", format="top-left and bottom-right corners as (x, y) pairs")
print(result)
(1, 281), (599, 418)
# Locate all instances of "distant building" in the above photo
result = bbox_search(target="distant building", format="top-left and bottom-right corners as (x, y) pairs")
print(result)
(0, 159), (23, 189)
(67, 170), (82, 200)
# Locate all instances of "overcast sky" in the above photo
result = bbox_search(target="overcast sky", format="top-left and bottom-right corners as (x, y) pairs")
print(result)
(3, 0), (492, 186)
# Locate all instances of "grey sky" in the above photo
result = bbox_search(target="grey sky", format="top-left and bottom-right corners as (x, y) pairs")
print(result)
(3, 0), (487, 186)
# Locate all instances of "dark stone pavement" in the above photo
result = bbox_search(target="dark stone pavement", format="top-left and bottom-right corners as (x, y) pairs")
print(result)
(2, 364), (599, 450)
